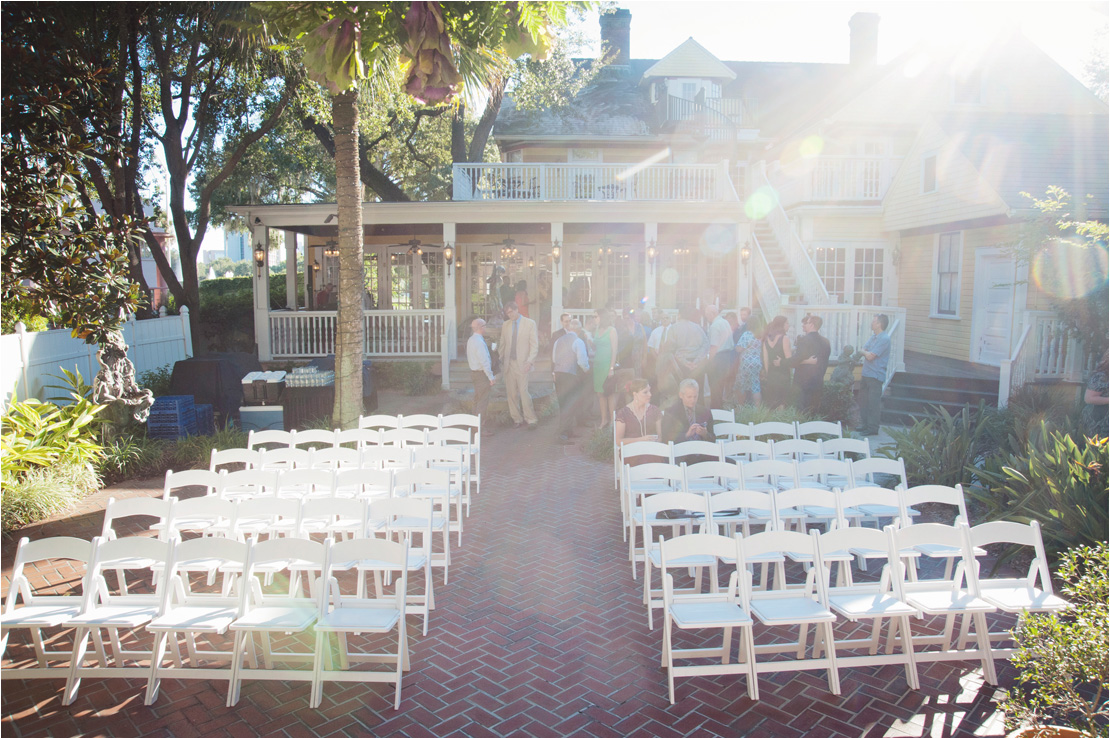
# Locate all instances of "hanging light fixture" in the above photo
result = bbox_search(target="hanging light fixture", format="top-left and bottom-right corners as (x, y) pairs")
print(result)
(323, 240), (339, 258)
(551, 241), (562, 265)
(253, 242), (266, 277)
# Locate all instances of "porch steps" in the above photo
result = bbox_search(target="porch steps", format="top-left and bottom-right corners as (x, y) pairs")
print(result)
(752, 222), (804, 307)
(881, 372), (999, 427)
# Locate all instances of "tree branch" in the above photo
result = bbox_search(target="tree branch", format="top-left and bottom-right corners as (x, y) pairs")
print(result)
(299, 109), (411, 202)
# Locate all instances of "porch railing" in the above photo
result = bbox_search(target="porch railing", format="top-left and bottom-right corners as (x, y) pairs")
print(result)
(755, 161), (832, 306)
(770, 156), (902, 208)
(269, 310), (445, 359)
(751, 233), (783, 320)
(998, 311), (1091, 406)
(452, 162), (736, 202)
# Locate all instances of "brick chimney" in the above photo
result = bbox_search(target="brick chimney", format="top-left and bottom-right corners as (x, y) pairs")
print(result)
(600, 8), (631, 67)
(849, 12), (880, 67)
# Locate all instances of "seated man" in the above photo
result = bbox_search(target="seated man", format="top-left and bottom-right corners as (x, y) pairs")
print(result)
(662, 378), (716, 447)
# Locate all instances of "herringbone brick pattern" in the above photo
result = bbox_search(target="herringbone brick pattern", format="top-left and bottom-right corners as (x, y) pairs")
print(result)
(2, 422), (1015, 737)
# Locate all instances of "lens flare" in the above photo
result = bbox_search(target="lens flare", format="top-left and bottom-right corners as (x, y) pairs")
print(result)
(799, 135), (824, 158)
(744, 186), (779, 220)
(661, 267), (680, 287)
(1031, 240), (1109, 300)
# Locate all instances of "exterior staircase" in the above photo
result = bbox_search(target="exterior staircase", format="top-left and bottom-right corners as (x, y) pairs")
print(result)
(881, 372), (1000, 427)
(751, 221), (804, 310)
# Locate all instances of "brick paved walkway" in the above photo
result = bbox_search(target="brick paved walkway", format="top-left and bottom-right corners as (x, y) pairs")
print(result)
(2, 415), (1015, 737)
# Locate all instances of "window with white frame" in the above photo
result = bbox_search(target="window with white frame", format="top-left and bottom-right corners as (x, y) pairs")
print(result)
(421, 251), (444, 310)
(921, 152), (938, 194)
(814, 246), (847, 303)
(853, 248), (884, 306)
(933, 232), (962, 317)
(569, 148), (600, 163)
(813, 243), (885, 305)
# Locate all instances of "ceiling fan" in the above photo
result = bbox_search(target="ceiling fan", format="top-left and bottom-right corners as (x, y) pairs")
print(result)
(386, 230), (446, 257)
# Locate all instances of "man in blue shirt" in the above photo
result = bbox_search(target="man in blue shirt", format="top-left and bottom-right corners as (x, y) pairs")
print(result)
(859, 314), (890, 436)
(467, 318), (497, 437)
(552, 319), (590, 442)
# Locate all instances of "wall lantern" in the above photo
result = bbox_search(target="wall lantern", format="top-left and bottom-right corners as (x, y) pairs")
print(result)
(646, 240), (657, 273)
(551, 241), (561, 266)
(528, 257), (535, 269)
(253, 242), (266, 277)
(444, 245), (454, 276)
(740, 240), (752, 265)
(323, 240), (339, 258)
(312, 260), (321, 274)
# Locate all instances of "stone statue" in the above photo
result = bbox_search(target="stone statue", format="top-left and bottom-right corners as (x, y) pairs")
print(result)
(828, 344), (862, 387)
(93, 330), (155, 422)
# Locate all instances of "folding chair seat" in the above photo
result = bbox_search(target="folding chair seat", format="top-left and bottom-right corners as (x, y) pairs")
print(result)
(299, 497), (368, 542)
(641, 491), (712, 628)
(226, 537), (328, 706)
(290, 428), (338, 450)
(820, 437), (871, 462)
(898, 484), (980, 576)
(794, 458), (853, 495)
(397, 413), (441, 431)
(209, 447), (262, 473)
(710, 408), (736, 424)
(247, 429), (296, 451)
(659, 533), (754, 704)
(392, 468), (453, 579)
(440, 413), (482, 497)
(848, 457), (908, 524)
(772, 439), (822, 463)
(712, 422), (748, 443)
(774, 487), (846, 540)
(414, 445), (467, 539)
(684, 461), (740, 495)
(795, 420), (843, 441)
(311, 538), (410, 709)
(965, 520), (1069, 658)
(334, 468), (393, 501)
(624, 462), (685, 563)
(739, 459), (798, 493)
(1, 537), (96, 680)
(274, 468), (336, 501)
(144, 537), (252, 704)
(218, 468), (280, 502)
(836, 487), (920, 571)
(671, 440), (724, 466)
(258, 447), (312, 471)
(721, 439), (773, 464)
(886, 523), (999, 685)
(380, 428), (429, 448)
(335, 427), (381, 449)
(62, 537), (174, 704)
(747, 421), (797, 442)
(815, 527), (919, 690)
(163, 468), (221, 501)
(309, 446), (361, 471)
(738, 530), (841, 696)
(358, 413), (399, 431)
(371, 497), (437, 635)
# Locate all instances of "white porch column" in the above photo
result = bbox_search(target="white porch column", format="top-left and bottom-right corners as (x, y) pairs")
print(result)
(285, 231), (297, 309)
(643, 222), (658, 308)
(550, 222), (564, 333)
(443, 222), (458, 360)
(738, 221), (753, 309)
(251, 222), (272, 361)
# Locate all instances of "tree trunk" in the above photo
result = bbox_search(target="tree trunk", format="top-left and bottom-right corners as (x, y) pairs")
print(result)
(332, 89), (364, 430)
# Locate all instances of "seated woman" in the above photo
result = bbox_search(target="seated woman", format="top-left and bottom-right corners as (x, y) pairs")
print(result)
(614, 378), (663, 466)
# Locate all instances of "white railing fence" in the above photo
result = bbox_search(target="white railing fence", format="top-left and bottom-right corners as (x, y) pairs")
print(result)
(751, 234), (783, 320)
(452, 163), (734, 202)
(0, 308), (193, 410)
(268, 310), (445, 359)
(755, 161), (832, 306)
(999, 311), (1093, 406)
(768, 156), (902, 208)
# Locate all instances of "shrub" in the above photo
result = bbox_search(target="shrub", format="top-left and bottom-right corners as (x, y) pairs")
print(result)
(970, 427), (1108, 559)
(731, 404), (821, 425)
(584, 424), (614, 462)
(168, 423), (249, 471)
(818, 383), (854, 427)
(1, 396), (105, 479)
(98, 433), (170, 486)
(1, 461), (100, 532)
(138, 364), (175, 398)
(1002, 542), (1108, 737)
(879, 403), (1001, 488)
(403, 362), (441, 396)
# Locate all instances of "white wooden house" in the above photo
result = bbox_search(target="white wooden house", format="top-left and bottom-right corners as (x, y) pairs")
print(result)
(236, 9), (1107, 398)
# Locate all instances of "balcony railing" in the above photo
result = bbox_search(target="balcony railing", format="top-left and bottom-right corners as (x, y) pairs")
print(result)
(269, 310), (445, 359)
(770, 156), (902, 208)
(999, 311), (1093, 406)
(452, 162), (737, 202)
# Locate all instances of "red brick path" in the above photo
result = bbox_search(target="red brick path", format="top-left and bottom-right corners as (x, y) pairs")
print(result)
(1, 420), (1014, 737)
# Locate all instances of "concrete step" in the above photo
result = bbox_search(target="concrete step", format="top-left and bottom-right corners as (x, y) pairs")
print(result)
(880, 372), (999, 427)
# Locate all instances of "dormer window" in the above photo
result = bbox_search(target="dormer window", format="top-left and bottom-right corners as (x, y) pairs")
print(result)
(953, 69), (982, 104)
(921, 152), (938, 194)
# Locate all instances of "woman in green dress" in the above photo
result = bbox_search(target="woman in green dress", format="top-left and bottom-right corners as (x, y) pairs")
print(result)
(592, 308), (618, 428)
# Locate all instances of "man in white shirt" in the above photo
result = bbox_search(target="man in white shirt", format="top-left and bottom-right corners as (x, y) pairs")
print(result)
(552, 319), (590, 442)
(467, 318), (496, 436)
(704, 304), (735, 411)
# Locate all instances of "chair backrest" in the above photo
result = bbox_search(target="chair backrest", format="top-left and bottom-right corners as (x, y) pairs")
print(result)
(740, 459), (798, 490)
(794, 458), (852, 488)
(290, 428), (338, 450)
(242, 537), (328, 601)
(440, 413), (479, 431)
(795, 420), (843, 440)
(164, 495), (237, 540)
(773, 487), (842, 530)
(619, 440), (671, 466)
(163, 468), (222, 500)
(659, 533), (740, 586)
(969, 520), (1055, 594)
(398, 414), (441, 430)
(851, 457), (907, 488)
(773, 439), (822, 461)
(380, 428), (429, 448)
(274, 468), (336, 500)
(712, 422), (749, 442)
(413, 445), (465, 472)
(258, 447), (312, 471)
(218, 468), (280, 501)
(358, 414), (399, 431)
(820, 437), (871, 461)
(393, 467), (452, 496)
(370, 497), (435, 549)
(721, 439), (774, 463)
(335, 427), (381, 449)
(748, 421), (797, 441)
(684, 461), (741, 488)
(888, 523), (976, 587)
(360, 445), (413, 471)
(231, 497), (302, 539)
(209, 447), (262, 473)
(427, 427), (472, 447)
(738, 530), (823, 594)
(309, 447), (362, 470)
(671, 440), (724, 464)
(90, 536), (174, 599)
(247, 429), (296, 450)
(334, 468), (392, 500)
(625, 462), (685, 489)
(5, 536), (96, 611)
(326, 538), (409, 605)
(299, 497), (368, 539)
(837, 486), (901, 517)
(164, 536), (250, 603)
(101, 496), (172, 539)
(710, 408), (736, 424)
(642, 491), (711, 543)
(898, 484), (969, 526)
(815, 526), (891, 590)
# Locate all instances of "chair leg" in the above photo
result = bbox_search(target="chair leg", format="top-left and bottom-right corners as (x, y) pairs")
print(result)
(62, 627), (92, 706)
(822, 622), (841, 695)
(897, 616), (920, 690)
(310, 632), (326, 708)
(227, 631), (245, 707)
(145, 632), (170, 705)
(742, 627), (759, 700)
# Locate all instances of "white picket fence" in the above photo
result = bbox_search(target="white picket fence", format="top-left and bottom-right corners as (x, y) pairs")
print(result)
(0, 308), (193, 410)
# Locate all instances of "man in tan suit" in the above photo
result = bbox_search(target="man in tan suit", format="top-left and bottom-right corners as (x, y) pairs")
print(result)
(500, 301), (539, 429)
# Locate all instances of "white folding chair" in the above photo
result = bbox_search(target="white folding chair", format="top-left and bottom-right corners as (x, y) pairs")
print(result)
(299, 497), (368, 542)
(412, 447), (466, 546)
(739, 529), (841, 696)
(1, 537), (96, 680)
(290, 428), (338, 450)
(274, 468), (336, 501)
(659, 533), (754, 704)
(440, 413), (482, 498)
(371, 497), (437, 635)
(163, 468), (221, 501)
(258, 447), (312, 471)
(898, 484), (979, 577)
(887, 523), (999, 685)
(226, 537), (328, 707)
(837, 486), (921, 572)
(794, 458), (853, 493)
(161, 495), (238, 540)
(358, 414), (399, 431)
(709, 408), (736, 424)
(144, 537), (252, 704)
(335, 427), (381, 449)
(712, 422), (749, 443)
(392, 468), (453, 580)
(218, 468), (280, 502)
(795, 420), (843, 440)
(397, 413), (441, 431)
(247, 429), (296, 450)
(641, 491), (712, 629)
(99, 496), (172, 594)
(309, 446), (362, 471)
(684, 461), (741, 495)
(311, 538), (410, 710)
(721, 439), (773, 464)
(821, 437), (871, 462)
(427, 427), (476, 515)
(815, 526), (919, 690)
(209, 447), (261, 473)
(334, 468), (393, 501)
(773, 439), (823, 463)
(739, 459), (798, 493)
(625, 462), (685, 564)
(849, 457), (908, 524)
(747, 421), (797, 441)
(62, 537), (174, 704)
(671, 440), (724, 465)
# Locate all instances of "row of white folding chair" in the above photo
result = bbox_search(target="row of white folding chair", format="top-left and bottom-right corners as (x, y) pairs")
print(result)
(356, 415), (484, 498)
(1, 534), (417, 709)
(236, 428), (475, 458)
(657, 519), (1068, 704)
(619, 438), (871, 471)
(713, 420), (844, 442)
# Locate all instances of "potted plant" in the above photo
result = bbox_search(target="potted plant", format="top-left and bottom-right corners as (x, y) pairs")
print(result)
(1003, 542), (1108, 738)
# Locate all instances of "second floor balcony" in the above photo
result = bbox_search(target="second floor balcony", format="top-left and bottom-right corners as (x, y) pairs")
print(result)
(452, 162), (738, 203)
(771, 155), (903, 208)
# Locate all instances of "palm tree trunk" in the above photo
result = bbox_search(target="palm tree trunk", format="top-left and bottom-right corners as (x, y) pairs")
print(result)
(332, 89), (364, 430)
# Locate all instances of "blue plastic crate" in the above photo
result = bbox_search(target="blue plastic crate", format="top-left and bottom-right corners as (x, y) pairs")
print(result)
(194, 404), (215, 435)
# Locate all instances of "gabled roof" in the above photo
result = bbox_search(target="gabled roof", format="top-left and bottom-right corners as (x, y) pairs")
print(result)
(641, 37), (736, 81)
(939, 112), (1109, 217)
